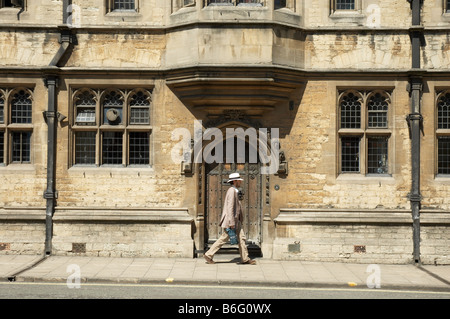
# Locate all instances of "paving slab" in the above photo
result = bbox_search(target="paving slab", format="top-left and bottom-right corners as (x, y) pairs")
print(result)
(0, 254), (449, 292)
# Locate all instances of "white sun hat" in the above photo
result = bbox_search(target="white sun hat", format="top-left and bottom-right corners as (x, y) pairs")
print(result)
(227, 172), (244, 183)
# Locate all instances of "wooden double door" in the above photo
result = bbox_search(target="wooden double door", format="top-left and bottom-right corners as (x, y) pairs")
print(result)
(205, 155), (262, 248)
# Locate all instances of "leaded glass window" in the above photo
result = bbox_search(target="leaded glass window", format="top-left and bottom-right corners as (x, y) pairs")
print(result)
(437, 90), (450, 175)
(72, 87), (152, 167)
(12, 131), (31, 163)
(338, 89), (392, 175)
(368, 93), (388, 128)
(368, 137), (388, 174)
(11, 90), (32, 124)
(0, 87), (33, 166)
(102, 131), (123, 165)
(438, 92), (450, 129)
(336, 0), (355, 10)
(340, 92), (361, 129)
(0, 132), (4, 163)
(341, 136), (360, 172)
(103, 90), (123, 125)
(275, 0), (286, 9)
(0, 93), (4, 124)
(438, 137), (450, 175)
(129, 132), (149, 165)
(75, 131), (96, 165)
(208, 0), (232, 5)
(75, 90), (96, 126)
(130, 90), (150, 125)
(114, 0), (135, 10)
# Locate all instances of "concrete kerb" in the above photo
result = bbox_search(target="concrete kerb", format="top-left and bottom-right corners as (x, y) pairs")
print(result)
(10, 274), (450, 293)
(2, 255), (450, 293)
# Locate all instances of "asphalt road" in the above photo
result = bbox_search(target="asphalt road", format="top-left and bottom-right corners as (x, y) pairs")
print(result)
(0, 281), (449, 300)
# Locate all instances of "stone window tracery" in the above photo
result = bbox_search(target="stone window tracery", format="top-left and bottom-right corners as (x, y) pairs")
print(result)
(0, 87), (34, 165)
(436, 90), (450, 175)
(338, 89), (392, 175)
(71, 87), (152, 167)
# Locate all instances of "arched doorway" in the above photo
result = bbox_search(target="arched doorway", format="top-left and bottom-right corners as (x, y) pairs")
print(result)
(204, 133), (263, 252)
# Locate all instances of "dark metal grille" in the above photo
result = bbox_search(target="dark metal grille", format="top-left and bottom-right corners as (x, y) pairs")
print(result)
(75, 131), (96, 165)
(114, 0), (135, 10)
(336, 0), (355, 10)
(438, 92), (450, 129)
(12, 131), (31, 163)
(102, 131), (123, 165)
(72, 243), (86, 253)
(438, 136), (450, 174)
(0, 131), (3, 163)
(103, 91), (123, 125)
(130, 91), (150, 124)
(340, 92), (361, 129)
(275, 0), (287, 9)
(341, 136), (360, 172)
(447, 0), (450, 13)
(11, 90), (32, 124)
(129, 132), (149, 165)
(367, 136), (388, 174)
(368, 93), (388, 128)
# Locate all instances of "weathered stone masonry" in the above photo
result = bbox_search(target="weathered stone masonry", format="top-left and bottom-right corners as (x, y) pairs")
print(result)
(0, 0), (449, 264)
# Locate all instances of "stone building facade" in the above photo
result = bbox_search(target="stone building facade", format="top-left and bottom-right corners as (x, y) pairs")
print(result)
(0, 0), (449, 264)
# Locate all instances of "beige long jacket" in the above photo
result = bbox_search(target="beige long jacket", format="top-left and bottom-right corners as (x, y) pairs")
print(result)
(219, 186), (243, 229)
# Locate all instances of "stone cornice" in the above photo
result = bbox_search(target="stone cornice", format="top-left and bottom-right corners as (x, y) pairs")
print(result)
(275, 208), (450, 225)
(0, 21), (448, 33)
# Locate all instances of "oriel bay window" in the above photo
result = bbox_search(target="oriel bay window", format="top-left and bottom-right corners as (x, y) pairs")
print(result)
(0, 88), (33, 166)
(71, 88), (152, 167)
(338, 89), (392, 175)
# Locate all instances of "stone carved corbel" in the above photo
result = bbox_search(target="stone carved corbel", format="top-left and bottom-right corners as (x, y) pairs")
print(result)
(277, 150), (288, 175)
(181, 139), (194, 175)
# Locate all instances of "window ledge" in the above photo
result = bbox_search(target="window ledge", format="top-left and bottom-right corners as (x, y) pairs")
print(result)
(330, 10), (364, 17)
(0, 7), (21, 12)
(0, 164), (35, 172)
(107, 10), (139, 16)
(104, 10), (142, 22)
(203, 4), (268, 10)
(236, 3), (263, 6)
(171, 6), (196, 16)
(275, 7), (296, 13)
(436, 129), (450, 135)
(336, 173), (395, 184)
(69, 165), (154, 174)
(329, 10), (365, 25)
(6, 124), (33, 129)
(338, 129), (363, 134)
(434, 175), (450, 182)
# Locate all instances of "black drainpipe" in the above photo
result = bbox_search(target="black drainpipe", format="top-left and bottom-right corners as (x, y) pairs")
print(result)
(406, 0), (424, 264)
(43, 75), (58, 256)
(43, 2), (75, 255)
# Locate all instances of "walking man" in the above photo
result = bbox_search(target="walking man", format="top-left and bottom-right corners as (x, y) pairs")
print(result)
(204, 172), (256, 265)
